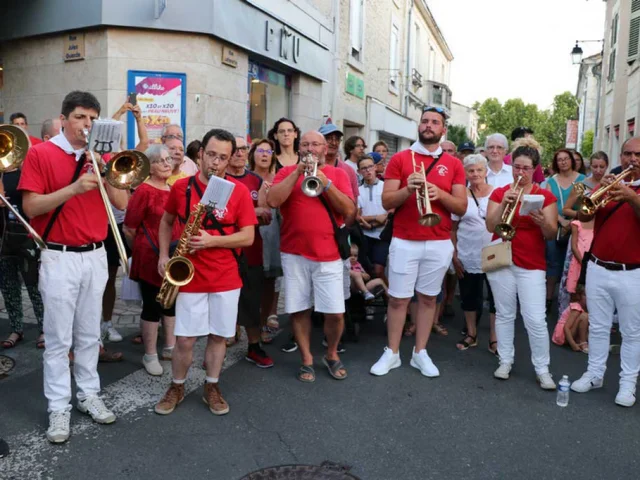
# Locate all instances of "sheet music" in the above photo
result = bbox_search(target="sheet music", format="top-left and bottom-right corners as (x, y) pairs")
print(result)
(88, 119), (124, 154)
(201, 175), (235, 211)
(519, 194), (545, 216)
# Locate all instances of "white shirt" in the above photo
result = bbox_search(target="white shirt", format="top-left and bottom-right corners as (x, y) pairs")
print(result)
(486, 162), (513, 188)
(358, 179), (386, 239)
(452, 188), (494, 274)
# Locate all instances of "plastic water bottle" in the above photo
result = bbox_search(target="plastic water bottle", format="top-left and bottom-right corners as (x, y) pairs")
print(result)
(556, 375), (570, 407)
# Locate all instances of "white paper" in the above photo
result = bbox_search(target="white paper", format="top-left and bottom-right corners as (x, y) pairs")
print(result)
(200, 175), (235, 211)
(519, 194), (545, 216)
(87, 119), (124, 154)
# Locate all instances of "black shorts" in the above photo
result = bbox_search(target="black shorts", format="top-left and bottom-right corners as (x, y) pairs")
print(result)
(139, 280), (175, 322)
(104, 223), (132, 268)
(237, 266), (264, 329)
(365, 237), (390, 267)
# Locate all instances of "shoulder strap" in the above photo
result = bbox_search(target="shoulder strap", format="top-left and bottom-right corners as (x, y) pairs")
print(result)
(318, 195), (340, 233)
(417, 153), (442, 179)
(141, 223), (160, 256)
(42, 155), (86, 242)
(207, 213), (243, 262)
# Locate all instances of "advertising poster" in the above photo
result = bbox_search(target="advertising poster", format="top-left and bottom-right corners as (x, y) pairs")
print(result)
(126, 70), (187, 149)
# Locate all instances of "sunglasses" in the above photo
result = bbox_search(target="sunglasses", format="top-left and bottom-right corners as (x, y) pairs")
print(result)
(423, 106), (446, 114)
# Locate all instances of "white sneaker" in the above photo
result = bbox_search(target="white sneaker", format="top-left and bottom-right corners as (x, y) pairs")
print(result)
(106, 326), (123, 343)
(77, 396), (116, 424)
(615, 388), (636, 407)
(370, 347), (401, 376)
(571, 372), (604, 393)
(494, 363), (512, 380)
(46, 410), (71, 444)
(410, 348), (440, 378)
(536, 372), (556, 390)
(362, 291), (375, 301)
(143, 354), (164, 376)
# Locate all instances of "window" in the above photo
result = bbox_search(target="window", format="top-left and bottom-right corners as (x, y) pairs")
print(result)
(412, 24), (420, 74)
(628, 0), (640, 62)
(389, 21), (400, 90)
(248, 61), (291, 141)
(349, 0), (364, 61)
(608, 13), (619, 82)
(628, 118), (636, 138)
(429, 46), (436, 81)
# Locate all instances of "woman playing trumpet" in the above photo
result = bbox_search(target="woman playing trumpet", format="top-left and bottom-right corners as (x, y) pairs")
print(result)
(485, 139), (559, 389)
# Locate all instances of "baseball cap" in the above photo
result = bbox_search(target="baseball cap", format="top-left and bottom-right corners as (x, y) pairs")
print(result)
(318, 123), (343, 137)
(367, 152), (383, 164)
(458, 141), (475, 153)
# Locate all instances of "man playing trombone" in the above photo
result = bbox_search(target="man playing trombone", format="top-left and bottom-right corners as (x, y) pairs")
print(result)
(19, 91), (129, 444)
(370, 106), (467, 378)
(571, 136), (640, 407)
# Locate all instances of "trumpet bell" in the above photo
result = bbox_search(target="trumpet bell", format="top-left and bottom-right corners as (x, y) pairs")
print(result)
(302, 176), (323, 197)
(577, 196), (597, 216)
(105, 150), (150, 189)
(419, 213), (441, 227)
(0, 125), (30, 172)
(495, 223), (516, 241)
(165, 256), (195, 286)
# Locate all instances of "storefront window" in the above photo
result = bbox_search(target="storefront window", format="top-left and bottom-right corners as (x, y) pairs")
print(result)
(248, 61), (291, 140)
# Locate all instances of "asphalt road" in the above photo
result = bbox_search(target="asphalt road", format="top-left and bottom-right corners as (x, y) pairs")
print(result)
(1, 308), (639, 480)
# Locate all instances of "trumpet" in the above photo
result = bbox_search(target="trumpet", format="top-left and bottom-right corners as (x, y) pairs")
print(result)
(411, 151), (441, 227)
(495, 175), (524, 241)
(577, 166), (635, 215)
(301, 153), (323, 197)
(0, 125), (47, 250)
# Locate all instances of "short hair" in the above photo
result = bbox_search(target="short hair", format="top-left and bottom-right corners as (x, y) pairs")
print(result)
(372, 140), (388, 152)
(267, 117), (301, 155)
(186, 140), (201, 162)
(511, 126), (534, 141)
(201, 128), (237, 156)
(463, 154), (488, 169)
(552, 149), (576, 173)
(9, 112), (27, 124)
(590, 150), (609, 166)
(248, 138), (277, 173)
(484, 133), (509, 150)
(61, 91), (101, 118)
(344, 135), (366, 159)
(161, 124), (183, 138)
(40, 119), (55, 139)
(145, 144), (169, 163)
(357, 154), (375, 168)
(512, 137), (542, 167)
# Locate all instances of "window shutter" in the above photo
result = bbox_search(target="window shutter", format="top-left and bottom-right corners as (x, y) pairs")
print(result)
(628, 0), (640, 62)
(609, 48), (617, 82)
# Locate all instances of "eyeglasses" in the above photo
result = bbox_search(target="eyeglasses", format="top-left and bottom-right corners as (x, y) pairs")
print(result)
(622, 151), (640, 159)
(162, 134), (183, 141)
(235, 146), (250, 152)
(277, 128), (295, 135)
(513, 165), (534, 172)
(300, 142), (326, 148)
(355, 143), (366, 148)
(487, 145), (505, 151)
(359, 165), (375, 172)
(152, 158), (172, 165)
(204, 151), (229, 162)
(325, 136), (341, 144)
(256, 148), (274, 154)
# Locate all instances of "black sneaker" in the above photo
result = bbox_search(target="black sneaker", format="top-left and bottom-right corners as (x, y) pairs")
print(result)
(281, 337), (298, 353)
(0, 438), (9, 458)
(322, 337), (346, 353)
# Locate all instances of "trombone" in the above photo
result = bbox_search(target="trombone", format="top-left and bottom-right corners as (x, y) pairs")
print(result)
(82, 128), (150, 275)
(411, 151), (441, 227)
(0, 125), (47, 250)
(301, 153), (323, 197)
(577, 166), (635, 216)
(495, 175), (524, 241)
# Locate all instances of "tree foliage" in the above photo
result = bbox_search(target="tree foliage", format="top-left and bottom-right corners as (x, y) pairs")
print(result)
(474, 92), (579, 165)
(581, 130), (594, 157)
(446, 124), (471, 147)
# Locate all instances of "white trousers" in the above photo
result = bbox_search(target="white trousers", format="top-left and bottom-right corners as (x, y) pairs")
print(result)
(487, 265), (550, 375)
(586, 261), (640, 389)
(39, 248), (108, 412)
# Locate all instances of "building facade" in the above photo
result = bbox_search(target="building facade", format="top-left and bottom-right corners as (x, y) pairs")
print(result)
(595, 0), (640, 166)
(575, 53), (602, 154)
(449, 101), (479, 143)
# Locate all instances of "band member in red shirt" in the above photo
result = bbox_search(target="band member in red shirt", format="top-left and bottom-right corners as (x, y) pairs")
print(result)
(370, 107), (467, 378)
(267, 131), (356, 382)
(19, 91), (129, 444)
(485, 139), (558, 389)
(154, 129), (257, 416)
(571, 136), (640, 407)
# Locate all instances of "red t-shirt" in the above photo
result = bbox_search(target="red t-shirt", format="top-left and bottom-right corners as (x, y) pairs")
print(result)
(124, 183), (182, 287)
(18, 141), (108, 246)
(274, 164), (353, 261)
(227, 169), (263, 267)
(591, 186), (640, 263)
(164, 175), (257, 293)
(489, 184), (556, 270)
(29, 135), (43, 146)
(385, 150), (466, 241)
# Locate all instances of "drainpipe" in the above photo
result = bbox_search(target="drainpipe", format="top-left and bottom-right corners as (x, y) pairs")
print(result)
(403, 0), (414, 117)
(329, 0), (341, 127)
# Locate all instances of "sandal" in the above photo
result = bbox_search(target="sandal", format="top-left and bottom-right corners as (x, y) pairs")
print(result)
(36, 333), (45, 349)
(297, 364), (316, 383)
(432, 323), (449, 336)
(579, 342), (589, 354)
(322, 356), (347, 380)
(456, 335), (477, 351)
(488, 341), (498, 356)
(131, 334), (143, 345)
(2, 332), (24, 349)
(266, 315), (279, 330)
(99, 347), (123, 363)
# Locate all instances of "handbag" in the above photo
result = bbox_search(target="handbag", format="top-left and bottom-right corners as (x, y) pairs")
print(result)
(481, 241), (513, 273)
(318, 195), (351, 260)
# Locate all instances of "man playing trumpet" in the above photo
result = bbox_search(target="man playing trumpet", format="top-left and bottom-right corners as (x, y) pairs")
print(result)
(572, 136), (640, 407)
(370, 107), (467, 378)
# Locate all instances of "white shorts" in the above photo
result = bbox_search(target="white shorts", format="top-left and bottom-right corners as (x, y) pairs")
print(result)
(388, 238), (454, 298)
(174, 289), (241, 338)
(281, 253), (345, 314)
(343, 259), (351, 301)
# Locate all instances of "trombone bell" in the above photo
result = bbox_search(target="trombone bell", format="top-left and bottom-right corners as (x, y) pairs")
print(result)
(0, 125), (30, 172)
(104, 150), (150, 189)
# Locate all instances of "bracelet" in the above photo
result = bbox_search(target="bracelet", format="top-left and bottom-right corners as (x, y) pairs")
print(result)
(323, 180), (332, 193)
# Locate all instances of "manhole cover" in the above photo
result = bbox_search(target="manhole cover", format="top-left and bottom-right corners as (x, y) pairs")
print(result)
(0, 355), (16, 377)
(240, 462), (360, 480)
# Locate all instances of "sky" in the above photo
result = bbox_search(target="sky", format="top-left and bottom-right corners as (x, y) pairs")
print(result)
(427, 0), (607, 110)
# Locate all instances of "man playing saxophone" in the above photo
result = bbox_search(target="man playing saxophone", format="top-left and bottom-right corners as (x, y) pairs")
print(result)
(154, 129), (257, 416)
(571, 136), (640, 408)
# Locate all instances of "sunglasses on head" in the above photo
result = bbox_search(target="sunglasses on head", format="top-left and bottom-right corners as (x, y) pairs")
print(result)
(423, 106), (446, 114)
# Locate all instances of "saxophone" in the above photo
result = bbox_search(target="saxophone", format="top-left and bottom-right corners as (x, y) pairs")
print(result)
(156, 203), (207, 309)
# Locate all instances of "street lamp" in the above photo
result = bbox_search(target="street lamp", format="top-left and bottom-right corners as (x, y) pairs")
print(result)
(571, 42), (584, 65)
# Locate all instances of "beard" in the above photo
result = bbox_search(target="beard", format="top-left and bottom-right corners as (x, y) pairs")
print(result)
(418, 129), (443, 146)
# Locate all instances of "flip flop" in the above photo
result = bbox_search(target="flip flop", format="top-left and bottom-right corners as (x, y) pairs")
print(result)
(322, 357), (347, 380)
(297, 364), (315, 383)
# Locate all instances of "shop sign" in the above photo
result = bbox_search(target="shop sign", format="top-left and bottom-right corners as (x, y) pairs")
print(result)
(265, 21), (300, 63)
(222, 46), (238, 68)
(64, 33), (85, 62)
(346, 73), (365, 99)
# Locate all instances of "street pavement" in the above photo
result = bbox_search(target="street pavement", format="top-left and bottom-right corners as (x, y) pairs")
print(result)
(1, 282), (640, 480)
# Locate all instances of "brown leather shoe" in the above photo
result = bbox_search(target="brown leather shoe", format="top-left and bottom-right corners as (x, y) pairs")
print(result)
(202, 382), (229, 415)
(154, 383), (185, 415)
